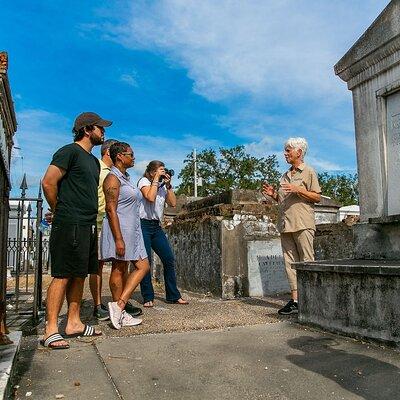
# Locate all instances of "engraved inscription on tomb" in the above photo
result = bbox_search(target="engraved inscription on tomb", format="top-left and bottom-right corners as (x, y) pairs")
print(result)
(391, 112), (400, 146)
(256, 254), (288, 293)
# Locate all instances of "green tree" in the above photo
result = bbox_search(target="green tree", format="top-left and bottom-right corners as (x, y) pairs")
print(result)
(318, 172), (358, 206)
(176, 145), (280, 197)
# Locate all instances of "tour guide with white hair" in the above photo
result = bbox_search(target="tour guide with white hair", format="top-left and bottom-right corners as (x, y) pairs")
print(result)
(262, 137), (321, 315)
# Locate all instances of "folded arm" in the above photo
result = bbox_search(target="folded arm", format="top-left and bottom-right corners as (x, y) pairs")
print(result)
(281, 183), (321, 203)
(42, 165), (66, 211)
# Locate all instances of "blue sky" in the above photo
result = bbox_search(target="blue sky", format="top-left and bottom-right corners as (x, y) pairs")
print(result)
(1, 0), (390, 198)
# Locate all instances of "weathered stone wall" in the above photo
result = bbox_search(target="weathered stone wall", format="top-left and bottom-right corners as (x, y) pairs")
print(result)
(354, 218), (400, 260)
(164, 190), (357, 299)
(163, 189), (359, 299)
(168, 217), (223, 296)
(220, 215), (281, 298)
(166, 212), (283, 299)
(314, 223), (355, 260)
(296, 260), (400, 345)
(165, 189), (286, 298)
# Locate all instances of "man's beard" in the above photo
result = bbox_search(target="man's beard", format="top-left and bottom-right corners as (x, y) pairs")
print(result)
(90, 134), (104, 145)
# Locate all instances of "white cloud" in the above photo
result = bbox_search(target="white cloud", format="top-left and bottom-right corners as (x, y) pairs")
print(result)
(244, 136), (354, 173)
(10, 109), (72, 195)
(105, 0), (388, 103)
(77, 0), (386, 174)
(306, 156), (345, 172)
(10, 108), (223, 194)
(120, 71), (138, 87)
(95, 0), (383, 173)
(117, 131), (221, 181)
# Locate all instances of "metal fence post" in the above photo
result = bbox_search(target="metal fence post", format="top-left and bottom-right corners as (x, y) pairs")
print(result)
(15, 175), (27, 312)
(14, 202), (21, 311)
(33, 183), (43, 319)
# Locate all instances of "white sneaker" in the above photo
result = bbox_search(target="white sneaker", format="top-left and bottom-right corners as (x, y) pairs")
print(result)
(108, 302), (123, 330)
(121, 311), (142, 327)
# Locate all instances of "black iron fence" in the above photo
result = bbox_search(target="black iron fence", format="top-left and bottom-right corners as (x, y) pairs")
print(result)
(6, 175), (46, 321)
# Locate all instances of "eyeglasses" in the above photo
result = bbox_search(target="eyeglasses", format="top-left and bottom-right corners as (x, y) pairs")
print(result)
(121, 152), (134, 157)
(95, 125), (105, 132)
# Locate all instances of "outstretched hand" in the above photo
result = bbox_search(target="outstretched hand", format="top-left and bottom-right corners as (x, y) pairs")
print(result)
(262, 183), (276, 199)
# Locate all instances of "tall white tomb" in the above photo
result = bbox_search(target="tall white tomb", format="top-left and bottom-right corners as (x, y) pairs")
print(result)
(294, 1), (400, 345)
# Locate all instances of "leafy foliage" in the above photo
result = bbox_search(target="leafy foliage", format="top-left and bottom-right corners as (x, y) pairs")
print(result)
(176, 145), (280, 197)
(176, 145), (358, 206)
(318, 172), (358, 206)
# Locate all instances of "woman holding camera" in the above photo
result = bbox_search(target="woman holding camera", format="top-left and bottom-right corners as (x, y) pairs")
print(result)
(138, 160), (188, 307)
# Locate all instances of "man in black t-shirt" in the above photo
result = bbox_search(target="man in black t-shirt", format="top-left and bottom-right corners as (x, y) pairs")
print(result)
(40, 112), (112, 349)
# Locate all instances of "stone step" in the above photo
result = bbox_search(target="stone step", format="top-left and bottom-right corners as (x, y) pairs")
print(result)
(0, 331), (22, 400)
(293, 259), (400, 346)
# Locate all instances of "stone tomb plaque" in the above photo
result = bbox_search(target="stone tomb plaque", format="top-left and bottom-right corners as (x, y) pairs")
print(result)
(247, 239), (290, 296)
(386, 90), (400, 216)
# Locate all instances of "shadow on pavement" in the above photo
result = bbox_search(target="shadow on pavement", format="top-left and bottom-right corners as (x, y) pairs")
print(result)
(11, 336), (38, 399)
(286, 335), (400, 400)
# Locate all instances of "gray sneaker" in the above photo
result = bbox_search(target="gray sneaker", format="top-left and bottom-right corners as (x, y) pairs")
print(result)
(121, 311), (142, 327)
(278, 300), (298, 315)
(108, 302), (123, 330)
(93, 304), (110, 321)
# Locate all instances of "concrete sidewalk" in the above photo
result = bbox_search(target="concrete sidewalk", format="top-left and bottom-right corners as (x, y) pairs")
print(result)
(11, 322), (400, 400)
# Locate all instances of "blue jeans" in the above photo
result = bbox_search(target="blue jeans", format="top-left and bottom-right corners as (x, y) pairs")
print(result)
(140, 219), (181, 302)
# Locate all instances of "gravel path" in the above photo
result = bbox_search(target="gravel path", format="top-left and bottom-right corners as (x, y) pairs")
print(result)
(37, 268), (293, 338)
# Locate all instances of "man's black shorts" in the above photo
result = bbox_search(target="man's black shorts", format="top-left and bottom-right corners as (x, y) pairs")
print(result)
(50, 223), (98, 278)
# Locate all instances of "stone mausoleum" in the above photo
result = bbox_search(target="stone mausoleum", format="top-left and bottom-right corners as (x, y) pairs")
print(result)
(166, 190), (286, 299)
(0, 52), (17, 343)
(163, 189), (352, 300)
(295, 1), (400, 345)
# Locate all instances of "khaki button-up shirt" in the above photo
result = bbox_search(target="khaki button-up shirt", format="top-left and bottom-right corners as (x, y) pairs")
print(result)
(277, 163), (321, 233)
(97, 159), (111, 230)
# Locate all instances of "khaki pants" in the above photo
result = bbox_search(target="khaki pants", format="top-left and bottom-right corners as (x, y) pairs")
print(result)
(280, 229), (315, 291)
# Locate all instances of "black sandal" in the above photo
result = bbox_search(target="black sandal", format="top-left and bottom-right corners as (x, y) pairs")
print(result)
(64, 324), (102, 338)
(40, 333), (70, 350)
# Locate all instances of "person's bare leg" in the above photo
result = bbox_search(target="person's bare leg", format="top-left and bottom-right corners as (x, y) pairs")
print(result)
(64, 277), (84, 334)
(116, 259), (150, 309)
(64, 277), (100, 335)
(109, 261), (128, 301)
(43, 277), (69, 347)
(292, 289), (298, 302)
(89, 261), (104, 307)
(123, 263), (129, 287)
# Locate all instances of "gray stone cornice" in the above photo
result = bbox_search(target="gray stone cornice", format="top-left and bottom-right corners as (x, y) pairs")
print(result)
(346, 46), (400, 90)
(335, 0), (400, 88)
(0, 51), (17, 187)
(0, 74), (17, 142)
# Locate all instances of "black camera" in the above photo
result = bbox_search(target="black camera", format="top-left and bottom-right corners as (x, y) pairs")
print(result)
(159, 168), (175, 182)
(164, 168), (174, 177)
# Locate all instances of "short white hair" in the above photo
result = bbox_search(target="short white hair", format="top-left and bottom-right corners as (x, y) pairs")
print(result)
(285, 137), (308, 158)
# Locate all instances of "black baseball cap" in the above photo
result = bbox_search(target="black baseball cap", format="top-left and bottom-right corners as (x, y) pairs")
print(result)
(73, 112), (112, 131)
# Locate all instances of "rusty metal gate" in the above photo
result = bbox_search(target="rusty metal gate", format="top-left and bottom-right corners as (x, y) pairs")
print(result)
(6, 175), (46, 324)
